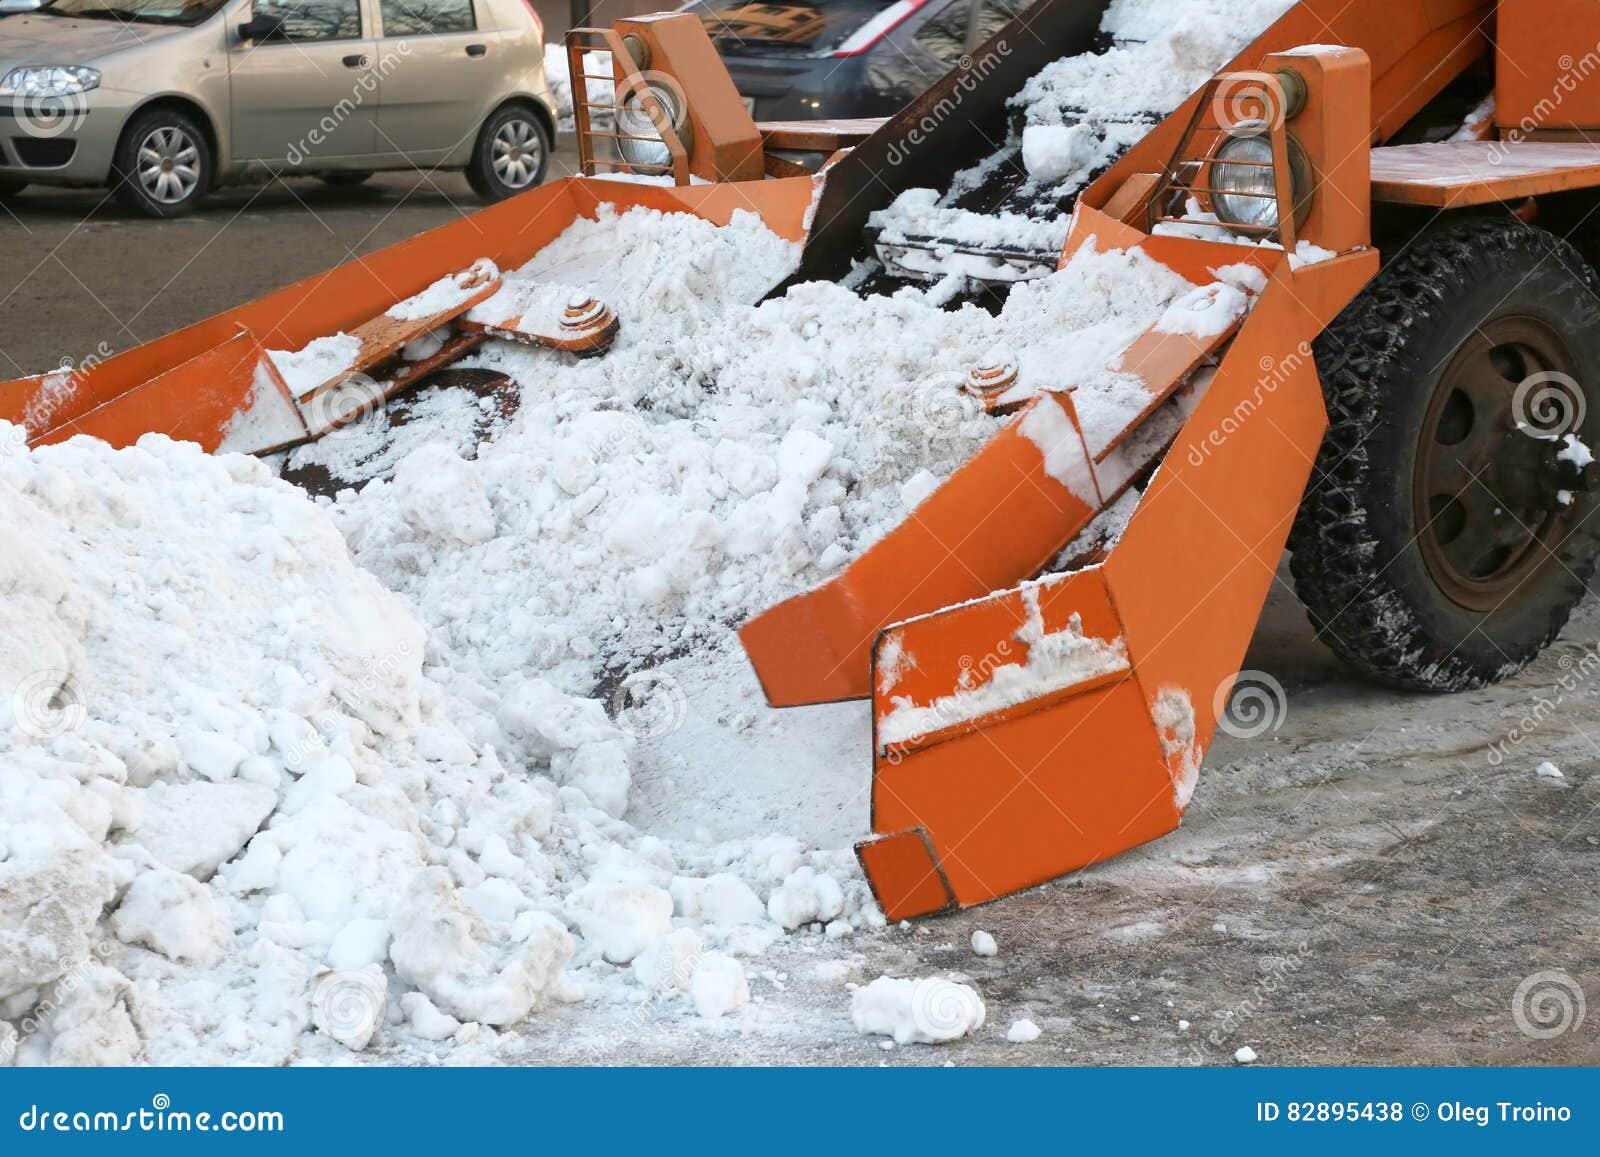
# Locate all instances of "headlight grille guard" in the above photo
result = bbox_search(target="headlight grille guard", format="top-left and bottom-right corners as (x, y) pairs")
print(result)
(1146, 71), (1300, 252)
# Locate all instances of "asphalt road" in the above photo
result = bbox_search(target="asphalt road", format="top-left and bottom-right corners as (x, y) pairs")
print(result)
(0, 141), (579, 382)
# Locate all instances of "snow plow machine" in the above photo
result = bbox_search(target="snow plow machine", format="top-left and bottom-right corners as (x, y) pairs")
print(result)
(9, 0), (1600, 921)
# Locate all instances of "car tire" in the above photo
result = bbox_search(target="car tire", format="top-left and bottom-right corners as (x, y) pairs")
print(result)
(466, 103), (550, 202)
(0, 178), (26, 201)
(319, 171), (373, 186)
(111, 107), (212, 218)
(1289, 217), (1600, 691)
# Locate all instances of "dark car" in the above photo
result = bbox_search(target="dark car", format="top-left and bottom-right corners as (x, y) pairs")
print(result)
(684, 0), (1029, 121)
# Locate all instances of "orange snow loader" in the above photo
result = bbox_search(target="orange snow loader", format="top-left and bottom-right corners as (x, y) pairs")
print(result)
(9, 1), (1600, 922)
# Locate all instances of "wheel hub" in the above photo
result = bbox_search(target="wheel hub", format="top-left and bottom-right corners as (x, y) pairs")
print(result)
(1415, 318), (1591, 611)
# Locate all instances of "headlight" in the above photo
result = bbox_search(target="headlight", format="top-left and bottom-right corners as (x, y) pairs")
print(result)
(0, 66), (101, 97)
(615, 81), (691, 171)
(1210, 129), (1312, 231)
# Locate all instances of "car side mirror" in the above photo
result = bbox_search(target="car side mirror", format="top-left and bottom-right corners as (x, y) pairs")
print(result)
(237, 14), (285, 42)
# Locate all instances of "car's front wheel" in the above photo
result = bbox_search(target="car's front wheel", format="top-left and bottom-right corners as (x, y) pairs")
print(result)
(111, 108), (212, 218)
(466, 104), (550, 202)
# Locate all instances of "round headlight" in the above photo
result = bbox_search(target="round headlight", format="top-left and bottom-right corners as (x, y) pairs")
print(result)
(1210, 129), (1312, 231)
(616, 82), (691, 172)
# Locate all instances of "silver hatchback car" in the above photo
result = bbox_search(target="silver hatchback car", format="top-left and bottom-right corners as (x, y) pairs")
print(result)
(0, 0), (558, 216)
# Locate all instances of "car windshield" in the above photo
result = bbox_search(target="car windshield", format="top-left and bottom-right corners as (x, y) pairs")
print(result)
(39, 0), (225, 24)
(684, 0), (891, 55)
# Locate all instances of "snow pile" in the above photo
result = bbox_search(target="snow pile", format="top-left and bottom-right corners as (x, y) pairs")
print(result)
(544, 42), (574, 133)
(0, 426), (874, 1064)
(327, 210), (1199, 714)
(851, 976), (986, 1044)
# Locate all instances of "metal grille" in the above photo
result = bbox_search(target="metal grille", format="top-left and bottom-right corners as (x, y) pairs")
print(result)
(1147, 71), (1299, 252)
(566, 28), (691, 185)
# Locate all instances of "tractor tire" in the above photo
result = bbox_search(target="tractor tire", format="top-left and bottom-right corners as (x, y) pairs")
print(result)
(1290, 217), (1600, 691)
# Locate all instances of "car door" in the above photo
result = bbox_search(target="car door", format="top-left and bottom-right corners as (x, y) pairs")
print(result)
(371, 0), (489, 161)
(227, 0), (381, 162)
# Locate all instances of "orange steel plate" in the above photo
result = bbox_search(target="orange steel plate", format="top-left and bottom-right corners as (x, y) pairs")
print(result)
(1370, 141), (1600, 207)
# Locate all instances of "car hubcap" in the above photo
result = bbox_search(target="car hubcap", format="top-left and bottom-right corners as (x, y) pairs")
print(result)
(491, 119), (541, 189)
(1415, 317), (1591, 611)
(136, 126), (200, 204)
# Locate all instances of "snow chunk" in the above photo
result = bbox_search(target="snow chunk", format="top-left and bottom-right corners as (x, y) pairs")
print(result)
(389, 868), (573, 1025)
(1535, 761), (1566, 779)
(633, 927), (703, 992)
(267, 332), (362, 398)
(767, 866), (845, 930)
(573, 879), (674, 964)
(1007, 1018), (1042, 1043)
(112, 863), (231, 964)
(852, 976), (986, 1044)
(401, 991), (462, 1041)
(690, 952), (749, 1019)
(391, 443), (497, 545)
(971, 929), (998, 957)
(1559, 434), (1594, 469)
(1235, 1045), (1258, 1063)
(386, 259), (499, 321)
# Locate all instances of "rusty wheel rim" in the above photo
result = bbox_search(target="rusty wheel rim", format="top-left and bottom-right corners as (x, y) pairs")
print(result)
(1414, 317), (1582, 612)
